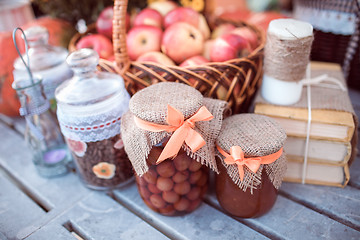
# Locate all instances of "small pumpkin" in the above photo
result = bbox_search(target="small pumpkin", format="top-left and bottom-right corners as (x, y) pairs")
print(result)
(17, 16), (76, 50)
(0, 31), (21, 116)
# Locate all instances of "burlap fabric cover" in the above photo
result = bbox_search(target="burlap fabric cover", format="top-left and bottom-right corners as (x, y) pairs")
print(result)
(216, 114), (287, 191)
(121, 82), (228, 176)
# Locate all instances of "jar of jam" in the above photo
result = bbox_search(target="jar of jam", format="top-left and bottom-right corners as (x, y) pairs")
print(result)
(136, 139), (209, 216)
(121, 82), (228, 216)
(55, 48), (133, 190)
(215, 114), (287, 218)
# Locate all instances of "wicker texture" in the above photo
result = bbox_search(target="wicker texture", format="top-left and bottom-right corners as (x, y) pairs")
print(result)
(94, 0), (265, 114)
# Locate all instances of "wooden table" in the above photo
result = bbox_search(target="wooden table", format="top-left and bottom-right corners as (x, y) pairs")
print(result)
(1, 89), (360, 240)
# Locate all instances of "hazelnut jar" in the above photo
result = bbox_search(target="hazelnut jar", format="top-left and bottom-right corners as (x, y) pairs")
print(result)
(215, 114), (287, 218)
(55, 49), (133, 190)
(121, 82), (228, 216)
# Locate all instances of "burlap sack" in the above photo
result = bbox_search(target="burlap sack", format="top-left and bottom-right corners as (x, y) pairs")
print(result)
(121, 82), (228, 176)
(216, 114), (287, 191)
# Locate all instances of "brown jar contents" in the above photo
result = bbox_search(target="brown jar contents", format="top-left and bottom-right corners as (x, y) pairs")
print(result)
(71, 135), (133, 190)
(215, 159), (278, 218)
(135, 146), (209, 216)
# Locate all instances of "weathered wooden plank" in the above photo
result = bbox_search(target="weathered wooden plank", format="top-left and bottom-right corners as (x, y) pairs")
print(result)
(0, 122), (95, 239)
(206, 193), (360, 240)
(112, 184), (267, 240)
(24, 224), (75, 240)
(0, 174), (46, 240)
(27, 191), (169, 240)
(0, 122), (92, 210)
(280, 182), (360, 231)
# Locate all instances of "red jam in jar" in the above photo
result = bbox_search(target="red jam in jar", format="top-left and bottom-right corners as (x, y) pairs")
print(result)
(135, 147), (209, 216)
(215, 157), (278, 218)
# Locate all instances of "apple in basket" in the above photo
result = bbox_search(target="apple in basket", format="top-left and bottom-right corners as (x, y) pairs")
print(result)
(179, 55), (209, 67)
(180, 55), (209, 85)
(161, 22), (204, 64)
(163, 7), (210, 39)
(96, 6), (130, 38)
(202, 39), (215, 60)
(210, 33), (251, 62)
(148, 0), (178, 16)
(76, 34), (113, 59)
(133, 8), (163, 28)
(137, 51), (175, 66)
(211, 23), (236, 39)
(126, 25), (162, 61)
(231, 27), (259, 50)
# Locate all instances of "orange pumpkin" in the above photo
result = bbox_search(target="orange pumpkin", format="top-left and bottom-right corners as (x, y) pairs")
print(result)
(17, 16), (76, 50)
(0, 16), (76, 117)
(0, 31), (21, 116)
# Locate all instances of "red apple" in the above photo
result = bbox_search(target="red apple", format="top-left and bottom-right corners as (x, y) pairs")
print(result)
(126, 25), (162, 61)
(231, 27), (258, 50)
(163, 7), (210, 39)
(137, 51), (175, 66)
(148, 0), (178, 16)
(210, 33), (251, 62)
(202, 39), (215, 60)
(96, 6), (113, 39)
(96, 7), (131, 38)
(180, 55), (209, 67)
(180, 55), (209, 85)
(76, 34), (113, 59)
(161, 22), (204, 64)
(133, 8), (163, 28)
(211, 23), (236, 39)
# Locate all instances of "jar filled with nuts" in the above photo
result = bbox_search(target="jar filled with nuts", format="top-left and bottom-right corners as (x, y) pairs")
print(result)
(215, 114), (287, 218)
(121, 82), (228, 216)
(55, 48), (133, 190)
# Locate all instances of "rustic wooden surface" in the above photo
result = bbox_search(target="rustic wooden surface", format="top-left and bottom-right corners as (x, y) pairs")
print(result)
(0, 88), (359, 240)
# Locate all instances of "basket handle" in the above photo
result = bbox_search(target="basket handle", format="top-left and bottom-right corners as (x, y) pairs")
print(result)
(113, 0), (130, 73)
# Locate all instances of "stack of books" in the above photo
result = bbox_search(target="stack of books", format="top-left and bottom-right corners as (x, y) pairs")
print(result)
(254, 62), (358, 187)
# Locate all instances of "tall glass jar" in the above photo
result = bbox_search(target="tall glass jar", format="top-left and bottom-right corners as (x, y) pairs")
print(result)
(55, 48), (133, 190)
(13, 26), (73, 112)
(12, 76), (71, 177)
(135, 138), (209, 216)
(215, 114), (287, 218)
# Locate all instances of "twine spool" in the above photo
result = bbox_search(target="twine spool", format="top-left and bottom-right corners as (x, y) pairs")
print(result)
(261, 18), (314, 105)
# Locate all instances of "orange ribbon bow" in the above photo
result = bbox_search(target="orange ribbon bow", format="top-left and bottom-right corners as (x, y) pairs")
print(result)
(217, 145), (283, 181)
(135, 104), (214, 164)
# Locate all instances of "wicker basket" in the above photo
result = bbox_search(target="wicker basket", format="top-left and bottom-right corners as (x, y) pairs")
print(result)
(72, 0), (265, 114)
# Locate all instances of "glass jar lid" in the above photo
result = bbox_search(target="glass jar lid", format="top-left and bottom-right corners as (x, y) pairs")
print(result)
(13, 26), (69, 72)
(55, 48), (128, 111)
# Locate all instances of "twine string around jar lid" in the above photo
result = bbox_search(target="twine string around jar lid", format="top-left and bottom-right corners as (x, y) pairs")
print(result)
(264, 25), (314, 82)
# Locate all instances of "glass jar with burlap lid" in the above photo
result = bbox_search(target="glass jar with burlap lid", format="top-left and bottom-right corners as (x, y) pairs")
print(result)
(121, 82), (228, 216)
(215, 113), (287, 218)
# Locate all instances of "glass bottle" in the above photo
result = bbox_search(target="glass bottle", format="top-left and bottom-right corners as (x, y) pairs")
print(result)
(13, 26), (73, 112)
(55, 48), (133, 190)
(135, 138), (209, 216)
(12, 76), (71, 177)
